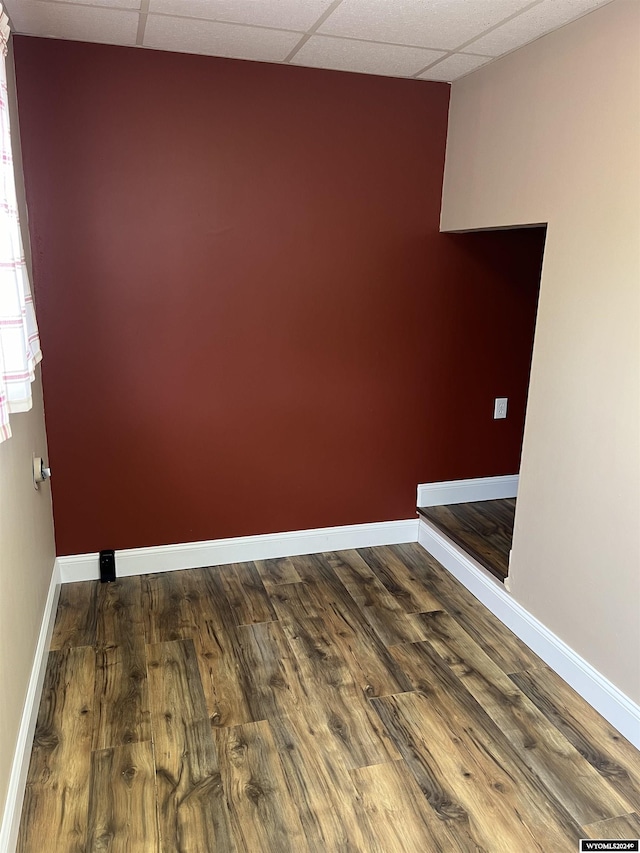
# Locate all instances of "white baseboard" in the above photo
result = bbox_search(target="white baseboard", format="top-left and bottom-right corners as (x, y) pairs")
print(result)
(417, 519), (640, 749)
(0, 561), (61, 853)
(57, 519), (420, 583)
(417, 474), (518, 507)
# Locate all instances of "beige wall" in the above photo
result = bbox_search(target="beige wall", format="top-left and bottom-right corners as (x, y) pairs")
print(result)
(441, 0), (640, 703)
(0, 40), (56, 817)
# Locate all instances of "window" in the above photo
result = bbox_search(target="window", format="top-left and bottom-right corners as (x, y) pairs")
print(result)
(0, 4), (41, 442)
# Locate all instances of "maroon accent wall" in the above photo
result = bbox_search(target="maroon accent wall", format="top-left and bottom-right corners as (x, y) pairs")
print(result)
(14, 37), (545, 556)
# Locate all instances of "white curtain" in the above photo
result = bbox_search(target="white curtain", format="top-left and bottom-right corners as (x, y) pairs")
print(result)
(0, 4), (41, 442)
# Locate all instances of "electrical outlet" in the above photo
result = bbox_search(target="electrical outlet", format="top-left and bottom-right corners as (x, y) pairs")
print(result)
(99, 549), (116, 583)
(494, 397), (508, 419)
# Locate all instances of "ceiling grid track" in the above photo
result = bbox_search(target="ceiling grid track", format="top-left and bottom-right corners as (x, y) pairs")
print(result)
(283, 0), (346, 64)
(135, 0), (149, 47)
(411, 0), (547, 78)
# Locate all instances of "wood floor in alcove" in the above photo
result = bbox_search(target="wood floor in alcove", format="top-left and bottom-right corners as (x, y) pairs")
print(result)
(18, 544), (640, 852)
(418, 498), (516, 581)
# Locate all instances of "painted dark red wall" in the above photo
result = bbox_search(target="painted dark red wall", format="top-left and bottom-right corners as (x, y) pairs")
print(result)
(14, 37), (545, 556)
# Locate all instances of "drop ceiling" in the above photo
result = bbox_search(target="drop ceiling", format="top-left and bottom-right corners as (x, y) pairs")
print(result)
(4, 0), (614, 82)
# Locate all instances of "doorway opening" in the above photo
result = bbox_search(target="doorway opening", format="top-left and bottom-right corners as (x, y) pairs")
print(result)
(418, 224), (547, 582)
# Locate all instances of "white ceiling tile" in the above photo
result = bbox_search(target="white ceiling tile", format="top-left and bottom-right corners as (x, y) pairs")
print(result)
(143, 15), (303, 61)
(318, 0), (538, 50)
(291, 34), (446, 78)
(8, 1), (138, 43)
(466, 0), (614, 56)
(147, 0), (334, 31)
(4, 0), (618, 81)
(418, 52), (493, 81)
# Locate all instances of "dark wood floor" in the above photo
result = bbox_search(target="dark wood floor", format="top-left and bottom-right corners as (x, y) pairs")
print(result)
(418, 498), (516, 581)
(19, 544), (640, 852)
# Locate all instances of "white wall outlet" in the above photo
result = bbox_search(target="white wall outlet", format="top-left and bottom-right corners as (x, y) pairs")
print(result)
(494, 397), (508, 419)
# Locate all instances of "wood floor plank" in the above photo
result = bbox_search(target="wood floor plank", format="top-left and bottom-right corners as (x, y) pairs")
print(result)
(282, 615), (400, 769)
(142, 571), (198, 644)
(393, 542), (542, 672)
(146, 639), (235, 853)
(196, 637), (255, 729)
(96, 576), (143, 646)
(270, 571), (410, 699)
(268, 709), (378, 852)
(216, 561), (277, 626)
(268, 556), (412, 697)
(254, 556), (302, 589)
(214, 720), (309, 852)
(372, 689), (582, 852)
(391, 611), (632, 826)
(349, 760), (456, 852)
(87, 741), (159, 852)
(93, 578), (151, 750)
(18, 647), (95, 853)
(186, 567), (255, 728)
(511, 666), (640, 814)
(282, 555), (357, 622)
(288, 552), (355, 600)
(49, 580), (98, 650)
(268, 580), (326, 622)
(232, 620), (308, 722)
(292, 552), (427, 647)
(93, 642), (151, 751)
(325, 550), (430, 646)
(357, 545), (443, 614)
(582, 812), (640, 840)
(317, 604), (414, 698)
